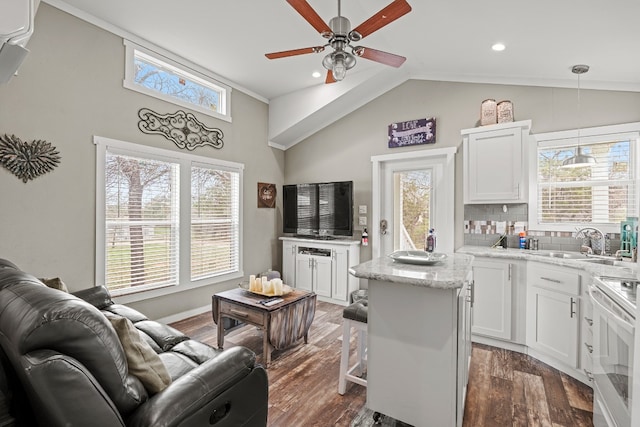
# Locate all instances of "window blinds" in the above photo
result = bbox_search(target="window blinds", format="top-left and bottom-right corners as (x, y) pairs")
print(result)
(104, 152), (180, 292)
(190, 166), (240, 280)
(537, 139), (636, 226)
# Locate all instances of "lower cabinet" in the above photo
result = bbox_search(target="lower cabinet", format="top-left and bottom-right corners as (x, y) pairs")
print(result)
(526, 262), (581, 369)
(456, 280), (473, 425)
(471, 259), (512, 340)
(280, 237), (360, 305)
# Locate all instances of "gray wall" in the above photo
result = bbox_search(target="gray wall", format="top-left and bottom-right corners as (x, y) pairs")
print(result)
(284, 80), (640, 261)
(0, 4), (283, 319)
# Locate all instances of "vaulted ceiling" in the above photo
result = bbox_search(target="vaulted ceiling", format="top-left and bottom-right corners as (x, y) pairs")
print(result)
(45, 0), (640, 149)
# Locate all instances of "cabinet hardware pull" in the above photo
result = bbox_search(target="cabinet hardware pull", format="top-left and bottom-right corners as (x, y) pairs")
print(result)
(570, 297), (576, 318)
(540, 276), (562, 284)
(229, 309), (249, 318)
(508, 264), (512, 281)
(470, 280), (475, 307)
(584, 316), (593, 326)
(583, 369), (594, 381)
(584, 342), (593, 353)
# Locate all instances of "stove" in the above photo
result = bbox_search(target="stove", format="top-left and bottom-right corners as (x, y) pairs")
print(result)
(594, 276), (637, 318)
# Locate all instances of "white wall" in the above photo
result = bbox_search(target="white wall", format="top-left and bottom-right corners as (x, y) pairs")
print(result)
(0, 4), (283, 319)
(284, 79), (640, 261)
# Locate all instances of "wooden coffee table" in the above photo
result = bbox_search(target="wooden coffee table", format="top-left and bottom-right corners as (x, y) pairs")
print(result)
(212, 288), (316, 367)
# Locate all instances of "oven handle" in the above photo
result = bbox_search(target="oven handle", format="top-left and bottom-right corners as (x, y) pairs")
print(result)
(588, 286), (635, 330)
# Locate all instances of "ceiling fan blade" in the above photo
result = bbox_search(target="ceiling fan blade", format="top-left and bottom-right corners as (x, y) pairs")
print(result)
(286, 0), (332, 34)
(325, 70), (337, 84)
(265, 46), (325, 59)
(354, 46), (406, 67)
(351, 0), (412, 40)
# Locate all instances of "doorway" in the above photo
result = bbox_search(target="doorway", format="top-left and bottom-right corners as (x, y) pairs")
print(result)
(371, 147), (456, 258)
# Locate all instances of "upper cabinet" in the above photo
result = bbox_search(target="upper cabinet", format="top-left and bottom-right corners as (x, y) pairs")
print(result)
(462, 120), (532, 204)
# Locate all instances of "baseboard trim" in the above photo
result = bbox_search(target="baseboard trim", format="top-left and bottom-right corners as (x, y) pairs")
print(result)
(156, 304), (211, 325)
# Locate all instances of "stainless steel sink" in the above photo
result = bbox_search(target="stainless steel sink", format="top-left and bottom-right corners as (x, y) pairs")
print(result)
(533, 250), (588, 259)
(577, 258), (629, 267)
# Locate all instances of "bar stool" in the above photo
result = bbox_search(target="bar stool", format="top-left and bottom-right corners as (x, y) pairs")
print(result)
(338, 298), (368, 394)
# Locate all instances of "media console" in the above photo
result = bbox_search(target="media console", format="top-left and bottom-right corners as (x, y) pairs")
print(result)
(280, 237), (361, 306)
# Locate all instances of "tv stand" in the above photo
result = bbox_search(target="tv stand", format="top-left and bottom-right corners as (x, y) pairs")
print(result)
(280, 237), (360, 306)
(295, 234), (336, 240)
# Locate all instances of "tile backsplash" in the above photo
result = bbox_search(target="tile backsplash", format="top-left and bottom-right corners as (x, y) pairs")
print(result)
(463, 203), (621, 253)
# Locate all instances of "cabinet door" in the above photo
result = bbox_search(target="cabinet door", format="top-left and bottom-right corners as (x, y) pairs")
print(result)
(314, 256), (333, 297)
(282, 241), (296, 287)
(527, 287), (579, 368)
(295, 254), (313, 291)
(472, 259), (512, 340)
(332, 247), (349, 302)
(465, 126), (524, 203)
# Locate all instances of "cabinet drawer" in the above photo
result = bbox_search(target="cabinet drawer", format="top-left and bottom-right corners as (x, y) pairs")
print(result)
(219, 301), (266, 326)
(528, 263), (580, 295)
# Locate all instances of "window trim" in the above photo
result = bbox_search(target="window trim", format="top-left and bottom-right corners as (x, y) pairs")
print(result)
(123, 40), (232, 123)
(95, 136), (244, 304)
(528, 122), (640, 234)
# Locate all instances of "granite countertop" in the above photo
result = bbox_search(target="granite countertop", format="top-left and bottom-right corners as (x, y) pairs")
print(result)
(457, 245), (640, 279)
(349, 253), (474, 290)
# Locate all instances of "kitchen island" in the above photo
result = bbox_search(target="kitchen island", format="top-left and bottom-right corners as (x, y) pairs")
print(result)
(349, 253), (474, 427)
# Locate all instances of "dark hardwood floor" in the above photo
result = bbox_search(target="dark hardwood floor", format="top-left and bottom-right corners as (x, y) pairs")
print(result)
(170, 300), (593, 427)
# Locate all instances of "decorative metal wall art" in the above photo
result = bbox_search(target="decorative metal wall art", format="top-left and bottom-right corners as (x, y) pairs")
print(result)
(137, 108), (224, 150)
(0, 134), (61, 183)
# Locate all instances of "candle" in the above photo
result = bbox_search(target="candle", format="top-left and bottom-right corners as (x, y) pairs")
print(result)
(273, 279), (283, 296)
(249, 275), (256, 292)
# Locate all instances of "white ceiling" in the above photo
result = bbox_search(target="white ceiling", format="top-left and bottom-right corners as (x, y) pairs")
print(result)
(44, 0), (640, 147)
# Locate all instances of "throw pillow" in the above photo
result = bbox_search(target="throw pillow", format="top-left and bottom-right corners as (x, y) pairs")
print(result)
(38, 277), (69, 292)
(107, 315), (172, 394)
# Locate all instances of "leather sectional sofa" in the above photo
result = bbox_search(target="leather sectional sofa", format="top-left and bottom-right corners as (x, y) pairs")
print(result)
(0, 258), (268, 426)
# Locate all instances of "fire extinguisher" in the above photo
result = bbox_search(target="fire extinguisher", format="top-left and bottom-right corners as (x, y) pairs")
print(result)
(362, 228), (368, 246)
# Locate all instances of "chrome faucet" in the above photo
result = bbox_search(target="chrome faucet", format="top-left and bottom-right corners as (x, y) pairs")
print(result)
(575, 226), (607, 256)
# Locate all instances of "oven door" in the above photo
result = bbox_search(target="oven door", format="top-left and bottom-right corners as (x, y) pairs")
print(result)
(590, 284), (635, 427)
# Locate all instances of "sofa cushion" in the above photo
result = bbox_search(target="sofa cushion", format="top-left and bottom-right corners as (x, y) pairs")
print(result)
(134, 320), (189, 351)
(104, 304), (148, 323)
(72, 285), (113, 310)
(38, 277), (69, 292)
(107, 315), (172, 394)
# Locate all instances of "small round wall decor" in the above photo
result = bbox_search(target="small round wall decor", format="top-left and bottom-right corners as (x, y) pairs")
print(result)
(0, 134), (61, 183)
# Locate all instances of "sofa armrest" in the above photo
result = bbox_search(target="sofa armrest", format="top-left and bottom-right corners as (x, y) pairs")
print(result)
(127, 346), (268, 427)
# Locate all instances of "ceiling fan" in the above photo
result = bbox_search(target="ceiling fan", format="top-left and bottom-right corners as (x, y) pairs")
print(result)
(265, 0), (412, 84)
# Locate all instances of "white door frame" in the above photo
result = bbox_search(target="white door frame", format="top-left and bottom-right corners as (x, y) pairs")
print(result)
(371, 147), (457, 258)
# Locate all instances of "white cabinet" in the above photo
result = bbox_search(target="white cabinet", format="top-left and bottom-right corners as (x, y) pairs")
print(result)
(526, 262), (581, 369)
(471, 259), (512, 340)
(295, 251), (332, 297)
(367, 272), (473, 427)
(462, 120), (531, 204)
(456, 280), (473, 425)
(280, 237), (360, 305)
(282, 240), (296, 288)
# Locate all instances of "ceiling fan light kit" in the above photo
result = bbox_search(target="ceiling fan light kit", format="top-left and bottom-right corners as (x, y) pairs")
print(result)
(266, 0), (412, 83)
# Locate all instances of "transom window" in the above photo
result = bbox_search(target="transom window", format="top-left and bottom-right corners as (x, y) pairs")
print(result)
(529, 123), (640, 233)
(124, 40), (231, 122)
(95, 136), (243, 300)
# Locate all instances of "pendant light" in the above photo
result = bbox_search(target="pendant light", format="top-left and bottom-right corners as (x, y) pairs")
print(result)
(562, 64), (596, 168)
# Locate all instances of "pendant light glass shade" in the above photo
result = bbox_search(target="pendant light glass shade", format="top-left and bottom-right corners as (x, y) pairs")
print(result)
(561, 65), (596, 168)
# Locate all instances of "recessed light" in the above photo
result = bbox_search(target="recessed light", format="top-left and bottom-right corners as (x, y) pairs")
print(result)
(312, 71), (322, 78)
(491, 43), (506, 52)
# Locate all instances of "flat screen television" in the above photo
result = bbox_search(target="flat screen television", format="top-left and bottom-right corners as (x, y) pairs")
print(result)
(283, 181), (353, 237)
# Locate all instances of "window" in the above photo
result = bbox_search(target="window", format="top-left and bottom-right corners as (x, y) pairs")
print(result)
(96, 136), (243, 299)
(124, 40), (231, 122)
(529, 123), (640, 233)
(394, 169), (432, 250)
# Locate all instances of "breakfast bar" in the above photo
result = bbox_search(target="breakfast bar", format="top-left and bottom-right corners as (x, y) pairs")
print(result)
(349, 253), (474, 427)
